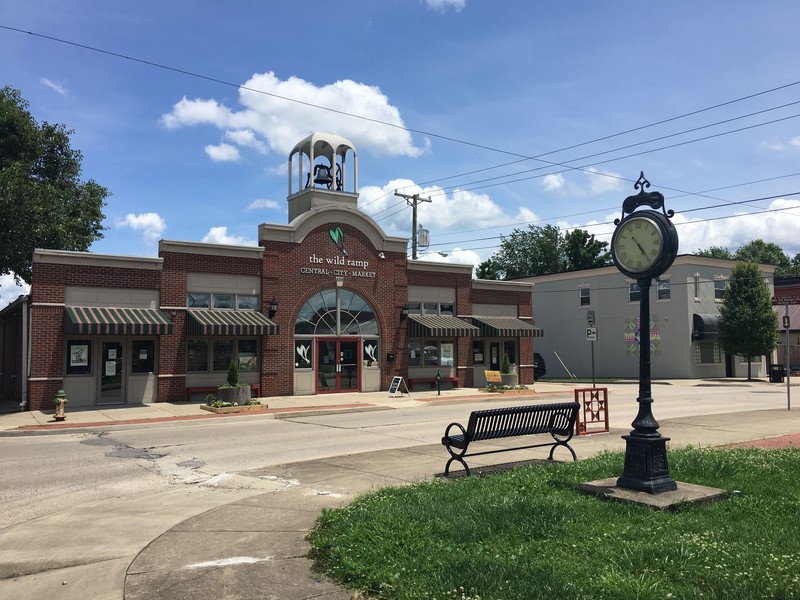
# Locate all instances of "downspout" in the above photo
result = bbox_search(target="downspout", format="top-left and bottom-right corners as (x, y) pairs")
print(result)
(20, 297), (29, 411)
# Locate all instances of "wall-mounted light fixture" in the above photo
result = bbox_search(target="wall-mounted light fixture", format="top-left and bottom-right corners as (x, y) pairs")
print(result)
(268, 298), (278, 318)
(400, 304), (410, 321)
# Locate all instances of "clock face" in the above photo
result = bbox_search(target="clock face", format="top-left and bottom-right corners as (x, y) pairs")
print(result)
(612, 215), (664, 274)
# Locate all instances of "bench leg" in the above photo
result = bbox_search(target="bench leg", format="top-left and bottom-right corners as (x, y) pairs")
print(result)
(444, 456), (470, 477)
(548, 442), (577, 462)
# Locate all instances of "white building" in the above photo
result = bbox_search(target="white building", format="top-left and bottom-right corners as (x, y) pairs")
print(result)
(520, 256), (775, 380)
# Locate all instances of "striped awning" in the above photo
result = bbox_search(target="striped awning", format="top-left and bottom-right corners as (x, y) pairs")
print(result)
(471, 316), (544, 338)
(65, 306), (173, 335)
(407, 314), (479, 337)
(188, 310), (279, 336)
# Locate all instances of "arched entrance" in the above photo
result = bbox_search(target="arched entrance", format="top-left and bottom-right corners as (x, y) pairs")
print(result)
(294, 288), (380, 394)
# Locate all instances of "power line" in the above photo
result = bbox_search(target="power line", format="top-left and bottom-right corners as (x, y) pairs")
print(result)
(422, 191), (800, 254)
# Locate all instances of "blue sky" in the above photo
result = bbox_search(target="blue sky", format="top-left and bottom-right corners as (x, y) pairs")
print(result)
(3, 0), (800, 307)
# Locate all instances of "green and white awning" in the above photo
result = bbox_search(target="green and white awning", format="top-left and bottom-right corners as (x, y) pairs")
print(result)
(65, 306), (173, 335)
(188, 309), (279, 336)
(407, 315), (479, 337)
(471, 316), (543, 337)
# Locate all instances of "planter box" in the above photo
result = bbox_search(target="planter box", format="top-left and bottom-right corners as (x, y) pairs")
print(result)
(200, 403), (267, 414)
(501, 373), (519, 387)
(217, 386), (252, 405)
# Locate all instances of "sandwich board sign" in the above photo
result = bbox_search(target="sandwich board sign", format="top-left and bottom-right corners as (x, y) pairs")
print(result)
(388, 376), (409, 398)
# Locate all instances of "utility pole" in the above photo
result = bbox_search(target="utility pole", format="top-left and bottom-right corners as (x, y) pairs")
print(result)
(394, 191), (431, 259)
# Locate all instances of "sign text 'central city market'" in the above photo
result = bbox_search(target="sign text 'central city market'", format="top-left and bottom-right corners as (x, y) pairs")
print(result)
(300, 253), (377, 278)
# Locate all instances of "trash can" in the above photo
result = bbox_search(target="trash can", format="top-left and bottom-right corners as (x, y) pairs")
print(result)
(770, 364), (786, 383)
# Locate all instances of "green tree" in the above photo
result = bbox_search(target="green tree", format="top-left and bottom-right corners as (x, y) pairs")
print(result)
(734, 239), (791, 275)
(562, 229), (611, 271)
(481, 225), (609, 280)
(718, 262), (779, 380)
(476, 257), (502, 280)
(696, 246), (733, 259)
(0, 87), (108, 283)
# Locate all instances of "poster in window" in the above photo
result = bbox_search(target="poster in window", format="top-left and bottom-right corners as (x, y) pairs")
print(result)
(70, 344), (89, 367)
(105, 361), (117, 376)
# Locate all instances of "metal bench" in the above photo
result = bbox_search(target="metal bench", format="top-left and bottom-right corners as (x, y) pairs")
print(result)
(441, 402), (580, 476)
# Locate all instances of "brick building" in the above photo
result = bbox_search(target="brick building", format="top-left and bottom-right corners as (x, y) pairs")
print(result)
(1, 133), (539, 411)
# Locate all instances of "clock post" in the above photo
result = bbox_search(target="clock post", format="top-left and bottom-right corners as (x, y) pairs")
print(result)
(611, 173), (678, 494)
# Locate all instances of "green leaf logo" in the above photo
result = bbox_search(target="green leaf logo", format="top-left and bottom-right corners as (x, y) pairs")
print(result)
(329, 226), (348, 255)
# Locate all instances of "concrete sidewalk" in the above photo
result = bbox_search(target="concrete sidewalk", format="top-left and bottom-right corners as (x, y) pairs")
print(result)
(0, 382), (579, 434)
(2, 381), (799, 599)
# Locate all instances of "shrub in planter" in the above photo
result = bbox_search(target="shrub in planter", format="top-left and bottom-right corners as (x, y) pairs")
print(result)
(500, 353), (518, 387)
(218, 360), (251, 404)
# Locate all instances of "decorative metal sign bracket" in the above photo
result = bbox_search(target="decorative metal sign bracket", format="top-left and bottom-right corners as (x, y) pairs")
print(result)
(615, 171), (674, 224)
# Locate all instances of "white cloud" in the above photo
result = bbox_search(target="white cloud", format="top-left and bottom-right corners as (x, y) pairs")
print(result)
(162, 72), (424, 159)
(225, 129), (268, 154)
(40, 78), (68, 96)
(424, 0), (466, 12)
(162, 97), (232, 129)
(205, 143), (241, 162)
(201, 226), (257, 246)
(246, 198), (282, 212)
(0, 274), (30, 310)
(672, 198), (800, 256)
(115, 212), (167, 244)
(585, 168), (624, 194)
(759, 141), (785, 152)
(358, 180), (539, 237)
(416, 248), (482, 273)
(542, 173), (565, 193)
(791, 136), (800, 149)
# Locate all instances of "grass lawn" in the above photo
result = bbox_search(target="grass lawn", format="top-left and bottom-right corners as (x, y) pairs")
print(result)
(307, 447), (800, 599)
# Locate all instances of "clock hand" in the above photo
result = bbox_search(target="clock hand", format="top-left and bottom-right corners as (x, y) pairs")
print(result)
(631, 237), (648, 257)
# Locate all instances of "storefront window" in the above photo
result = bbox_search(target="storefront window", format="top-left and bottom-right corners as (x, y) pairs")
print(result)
(423, 302), (438, 315)
(407, 340), (421, 367)
(440, 341), (454, 366)
(294, 340), (313, 369)
(66, 340), (92, 375)
(237, 339), (258, 371)
(472, 340), (485, 365)
(424, 340), (438, 367)
(440, 303), (454, 316)
(132, 340), (155, 373)
(212, 339), (234, 371)
(363, 340), (379, 367)
(187, 339), (209, 371)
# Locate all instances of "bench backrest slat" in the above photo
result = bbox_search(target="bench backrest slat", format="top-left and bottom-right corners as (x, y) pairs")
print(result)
(466, 402), (579, 442)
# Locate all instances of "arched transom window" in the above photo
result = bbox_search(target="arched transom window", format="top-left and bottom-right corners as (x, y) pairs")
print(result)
(294, 289), (379, 335)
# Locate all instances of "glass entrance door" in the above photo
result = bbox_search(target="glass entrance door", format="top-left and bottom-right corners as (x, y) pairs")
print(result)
(99, 340), (125, 405)
(316, 339), (359, 393)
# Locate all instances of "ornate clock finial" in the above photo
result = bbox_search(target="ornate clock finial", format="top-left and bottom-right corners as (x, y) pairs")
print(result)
(634, 171), (650, 192)
(616, 171), (673, 224)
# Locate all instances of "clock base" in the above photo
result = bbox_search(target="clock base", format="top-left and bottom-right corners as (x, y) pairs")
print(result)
(617, 434), (677, 494)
